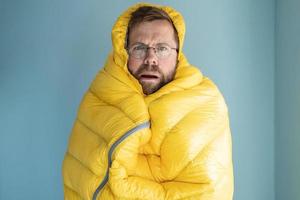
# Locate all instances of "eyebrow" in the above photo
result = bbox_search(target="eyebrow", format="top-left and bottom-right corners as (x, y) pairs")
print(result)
(131, 42), (170, 47)
(131, 42), (147, 46)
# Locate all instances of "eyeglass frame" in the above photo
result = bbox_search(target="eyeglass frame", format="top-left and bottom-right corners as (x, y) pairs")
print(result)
(126, 42), (178, 59)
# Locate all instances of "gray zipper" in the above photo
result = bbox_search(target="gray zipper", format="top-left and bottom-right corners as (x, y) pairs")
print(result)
(92, 121), (150, 200)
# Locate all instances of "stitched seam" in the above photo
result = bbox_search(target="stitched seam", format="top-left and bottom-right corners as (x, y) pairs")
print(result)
(161, 182), (212, 200)
(102, 67), (138, 90)
(76, 117), (107, 143)
(64, 184), (84, 200)
(66, 151), (100, 177)
(88, 89), (136, 124)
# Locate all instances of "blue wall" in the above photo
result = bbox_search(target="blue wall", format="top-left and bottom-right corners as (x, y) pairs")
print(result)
(0, 0), (277, 199)
(275, 0), (300, 199)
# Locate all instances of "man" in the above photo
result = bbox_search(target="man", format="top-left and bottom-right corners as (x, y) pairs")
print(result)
(63, 3), (234, 200)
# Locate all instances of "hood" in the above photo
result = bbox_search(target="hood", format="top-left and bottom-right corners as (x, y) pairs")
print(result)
(92, 3), (203, 102)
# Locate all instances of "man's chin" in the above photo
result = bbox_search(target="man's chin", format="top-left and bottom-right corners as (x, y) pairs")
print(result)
(140, 81), (161, 95)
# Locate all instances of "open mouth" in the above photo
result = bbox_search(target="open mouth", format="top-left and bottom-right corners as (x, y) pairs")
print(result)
(140, 74), (158, 79)
(139, 72), (160, 82)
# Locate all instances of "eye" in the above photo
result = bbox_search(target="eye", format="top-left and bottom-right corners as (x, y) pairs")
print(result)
(157, 45), (168, 52)
(133, 45), (147, 51)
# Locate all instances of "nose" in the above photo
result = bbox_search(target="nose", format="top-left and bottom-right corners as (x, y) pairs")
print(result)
(143, 48), (158, 66)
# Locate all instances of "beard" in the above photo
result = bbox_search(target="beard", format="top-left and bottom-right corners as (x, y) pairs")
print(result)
(129, 64), (176, 95)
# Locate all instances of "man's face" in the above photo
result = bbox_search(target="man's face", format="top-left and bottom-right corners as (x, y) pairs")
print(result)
(127, 20), (178, 95)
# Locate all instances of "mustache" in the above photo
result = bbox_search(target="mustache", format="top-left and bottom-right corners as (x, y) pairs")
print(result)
(136, 64), (161, 75)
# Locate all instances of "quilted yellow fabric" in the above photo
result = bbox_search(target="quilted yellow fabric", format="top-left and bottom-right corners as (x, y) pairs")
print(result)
(62, 3), (234, 200)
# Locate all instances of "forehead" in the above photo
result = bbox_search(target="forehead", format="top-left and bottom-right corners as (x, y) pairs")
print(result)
(128, 20), (176, 45)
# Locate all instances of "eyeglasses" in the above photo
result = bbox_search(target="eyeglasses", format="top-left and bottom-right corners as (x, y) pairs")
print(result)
(127, 43), (178, 59)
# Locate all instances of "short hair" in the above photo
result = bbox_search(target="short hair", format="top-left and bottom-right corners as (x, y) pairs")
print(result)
(126, 6), (179, 49)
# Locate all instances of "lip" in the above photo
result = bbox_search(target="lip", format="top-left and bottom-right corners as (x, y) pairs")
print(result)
(139, 73), (160, 81)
